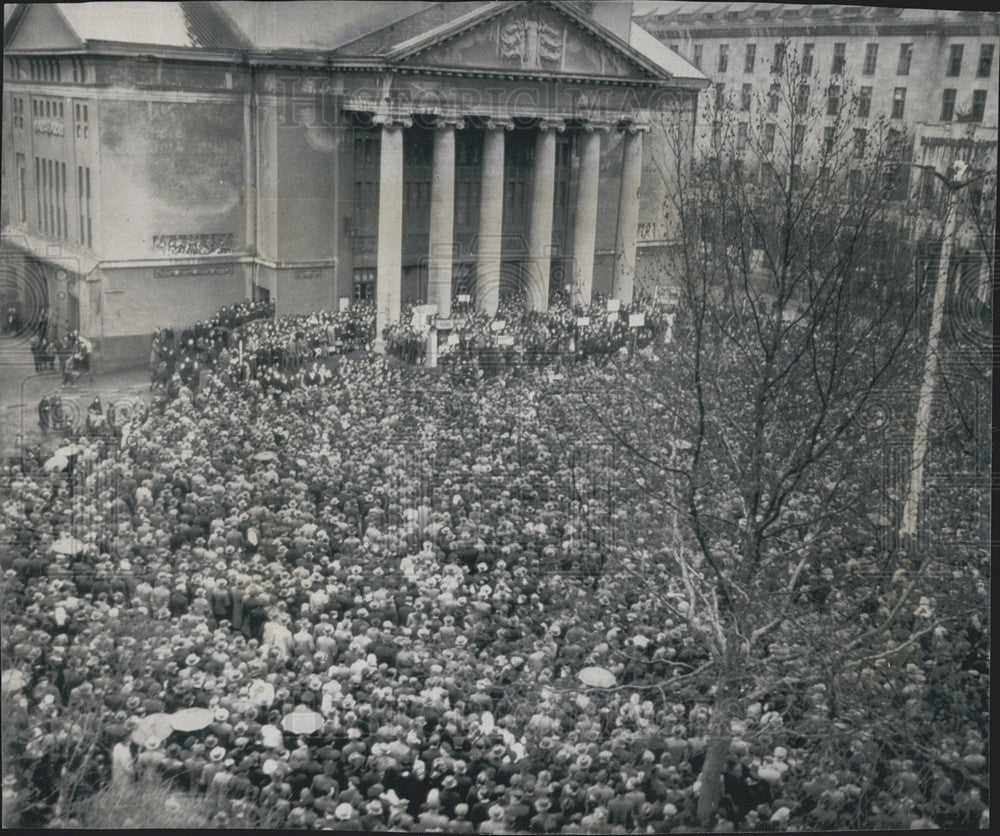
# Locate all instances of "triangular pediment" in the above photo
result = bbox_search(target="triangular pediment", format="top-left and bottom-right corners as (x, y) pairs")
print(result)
(392, 2), (662, 81)
(5, 4), (84, 51)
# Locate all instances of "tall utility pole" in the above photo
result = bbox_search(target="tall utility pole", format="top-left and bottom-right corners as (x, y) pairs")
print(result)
(899, 160), (965, 540)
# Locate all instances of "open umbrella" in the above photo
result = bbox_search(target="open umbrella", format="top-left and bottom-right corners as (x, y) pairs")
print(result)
(51, 537), (85, 556)
(131, 713), (174, 747)
(281, 709), (324, 735)
(168, 707), (214, 732)
(260, 724), (284, 749)
(577, 667), (617, 689)
(55, 443), (85, 457)
(1, 669), (29, 694)
(43, 455), (70, 472)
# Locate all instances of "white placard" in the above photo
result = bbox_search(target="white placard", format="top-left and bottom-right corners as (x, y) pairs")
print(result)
(448, 333), (461, 346)
(607, 299), (622, 312)
(457, 294), (471, 303)
(435, 319), (453, 330)
(607, 311), (619, 323)
(629, 313), (646, 328)
(491, 320), (506, 332)
(498, 335), (515, 347)
(576, 317), (591, 327)
(339, 297), (351, 312)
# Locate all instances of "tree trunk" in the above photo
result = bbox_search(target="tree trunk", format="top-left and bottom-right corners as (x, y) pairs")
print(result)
(697, 654), (741, 827)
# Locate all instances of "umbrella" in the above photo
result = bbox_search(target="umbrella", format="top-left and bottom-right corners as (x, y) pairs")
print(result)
(55, 443), (84, 457)
(281, 710), (324, 735)
(131, 713), (174, 747)
(577, 667), (617, 689)
(253, 451), (278, 462)
(1, 669), (28, 693)
(43, 455), (70, 472)
(168, 707), (214, 732)
(51, 537), (85, 556)
(248, 679), (275, 706)
(261, 724), (284, 749)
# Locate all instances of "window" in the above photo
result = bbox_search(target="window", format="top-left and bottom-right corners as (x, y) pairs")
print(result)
(741, 83), (752, 111)
(892, 87), (906, 119)
(353, 269), (376, 301)
(832, 42), (846, 74)
(796, 83), (809, 114)
(858, 86), (872, 118)
(78, 166), (92, 248)
(715, 83), (726, 110)
(669, 43), (678, 52)
(763, 123), (776, 154)
(849, 169), (863, 197)
(827, 84), (840, 115)
(718, 44), (729, 73)
(11, 96), (24, 129)
(948, 44), (963, 76)
(737, 122), (748, 151)
(35, 156), (65, 238)
(792, 124), (805, 154)
(768, 82), (780, 113)
(745, 43), (756, 73)
(941, 88), (957, 121)
(970, 89), (986, 122)
(693, 44), (703, 69)
(897, 43), (913, 75)
(802, 43), (814, 74)
(16, 153), (27, 223)
(772, 42), (785, 73)
(863, 43), (878, 75)
(823, 126), (835, 155)
(853, 128), (867, 158)
(978, 44), (994, 77)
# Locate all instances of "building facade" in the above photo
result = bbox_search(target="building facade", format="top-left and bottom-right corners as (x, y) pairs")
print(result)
(637, 2), (998, 300)
(2, 1), (707, 367)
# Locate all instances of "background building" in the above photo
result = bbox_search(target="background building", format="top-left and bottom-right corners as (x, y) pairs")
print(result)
(636, 2), (998, 301)
(2, 0), (707, 368)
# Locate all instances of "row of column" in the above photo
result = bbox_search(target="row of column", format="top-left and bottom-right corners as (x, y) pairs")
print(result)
(374, 114), (647, 347)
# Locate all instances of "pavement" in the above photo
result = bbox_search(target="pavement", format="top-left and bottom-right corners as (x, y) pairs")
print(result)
(0, 337), (151, 460)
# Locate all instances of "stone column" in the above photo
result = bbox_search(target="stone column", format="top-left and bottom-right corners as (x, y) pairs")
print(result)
(476, 118), (513, 317)
(428, 117), (464, 319)
(374, 114), (411, 352)
(612, 122), (647, 303)
(526, 119), (563, 313)
(570, 123), (607, 309)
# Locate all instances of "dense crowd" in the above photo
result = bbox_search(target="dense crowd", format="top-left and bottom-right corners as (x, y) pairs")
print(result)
(150, 302), (374, 402)
(2, 296), (987, 832)
(3, 324), (742, 832)
(384, 296), (673, 375)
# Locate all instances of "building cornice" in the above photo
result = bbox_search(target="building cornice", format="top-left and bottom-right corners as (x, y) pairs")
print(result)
(642, 21), (1000, 40)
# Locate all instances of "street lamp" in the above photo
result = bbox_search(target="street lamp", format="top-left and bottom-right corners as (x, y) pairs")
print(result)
(898, 159), (989, 541)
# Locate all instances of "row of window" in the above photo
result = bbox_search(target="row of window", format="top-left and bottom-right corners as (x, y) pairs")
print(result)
(727, 121), (903, 171)
(8, 57), (88, 82)
(11, 94), (92, 137)
(721, 81), (988, 123)
(694, 40), (994, 79)
(25, 156), (92, 246)
(35, 157), (69, 240)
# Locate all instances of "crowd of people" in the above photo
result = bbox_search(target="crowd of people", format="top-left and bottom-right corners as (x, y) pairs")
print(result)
(29, 331), (94, 386)
(384, 296), (674, 375)
(3, 295), (983, 832)
(2, 296), (745, 831)
(150, 301), (374, 403)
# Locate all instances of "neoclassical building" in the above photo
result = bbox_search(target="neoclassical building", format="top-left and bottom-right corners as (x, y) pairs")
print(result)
(1, 1), (706, 365)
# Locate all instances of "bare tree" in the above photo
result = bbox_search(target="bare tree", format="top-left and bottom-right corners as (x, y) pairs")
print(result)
(582, 43), (958, 826)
